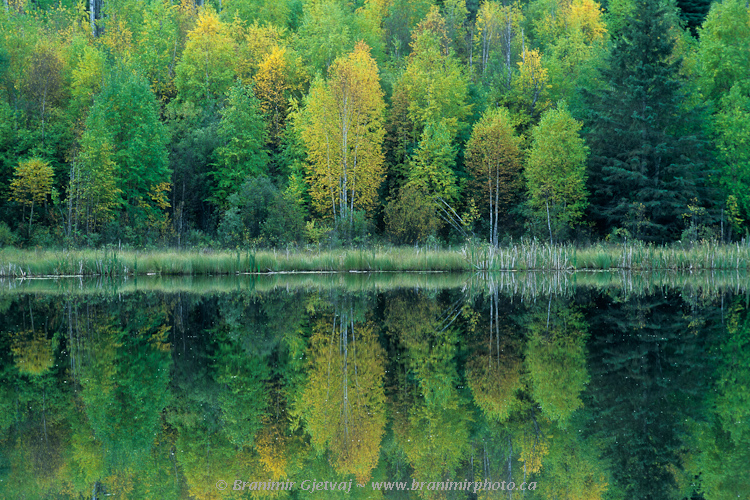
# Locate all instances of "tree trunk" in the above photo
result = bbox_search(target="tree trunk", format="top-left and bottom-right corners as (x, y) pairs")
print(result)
(89, 0), (96, 37)
(29, 199), (34, 237)
(546, 196), (552, 245)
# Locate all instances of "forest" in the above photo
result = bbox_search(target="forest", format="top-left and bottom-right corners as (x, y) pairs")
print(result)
(0, 0), (746, 249)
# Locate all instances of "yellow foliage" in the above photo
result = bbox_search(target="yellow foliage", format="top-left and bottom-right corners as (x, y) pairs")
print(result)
(254, 47), (306, 143)
(101, 13), (133, 60)
(10, 157), (54, 208)
(537, 0), (605, 47)
(300, 42), (386, 219)
(301, 315), (387, 483)
(175, 5), (236, 103)
(514, 48), (551, 116)
(236, 22), (285, 82)
(519, 428), (550, 474)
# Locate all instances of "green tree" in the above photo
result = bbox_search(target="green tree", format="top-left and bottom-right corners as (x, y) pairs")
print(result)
(525, 105), (588, 243)
(211, 83), (268, 209)
(384, 183), (441, 245)
(295, 0), (355, 75)
(79, 69), (170, 215)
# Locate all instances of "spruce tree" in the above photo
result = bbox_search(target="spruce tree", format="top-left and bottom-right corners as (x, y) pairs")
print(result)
(585, 0), (714, 242)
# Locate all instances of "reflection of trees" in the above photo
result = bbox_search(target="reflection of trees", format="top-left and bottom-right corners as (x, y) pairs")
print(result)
(386, 292), (471, 486)
(525, 298), (589, 426)
(683, 298), (750, 499)
(79, 309), (172, 473)
(584, 291), (720, 500)
(301, 305), (386, 483)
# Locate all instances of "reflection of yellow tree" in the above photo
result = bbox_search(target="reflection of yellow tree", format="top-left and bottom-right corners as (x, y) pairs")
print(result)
(301, 313), (386, 483)
(537, 425), (608, 500)
(11, 329), (56, 376)
(526, 300), (589, 426)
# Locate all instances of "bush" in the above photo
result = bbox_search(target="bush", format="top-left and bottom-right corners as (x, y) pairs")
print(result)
(385, 184), (440, 245)
(217, 176), (305, 247)
(0, 222), (18, 247)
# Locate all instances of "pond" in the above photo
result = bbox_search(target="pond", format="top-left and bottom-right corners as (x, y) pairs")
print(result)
(0, 272), (748, 499)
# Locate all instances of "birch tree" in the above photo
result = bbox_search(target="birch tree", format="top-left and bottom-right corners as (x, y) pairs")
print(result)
(465, 106), (523, 246)
(299, 42), (386, 222)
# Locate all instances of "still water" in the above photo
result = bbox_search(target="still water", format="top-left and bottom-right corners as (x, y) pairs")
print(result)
(0, 273), (748, 499)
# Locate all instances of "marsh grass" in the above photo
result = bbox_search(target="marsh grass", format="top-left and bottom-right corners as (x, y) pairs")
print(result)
(0, 241), (749, 277)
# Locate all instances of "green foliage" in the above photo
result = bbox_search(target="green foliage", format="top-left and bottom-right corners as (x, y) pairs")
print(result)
(211, 83), (269, 208)
(526, 104), (588, 242)
(586, 0), (713, 242)
(217, 176), (304, 247)
(80, 69), (170, 211)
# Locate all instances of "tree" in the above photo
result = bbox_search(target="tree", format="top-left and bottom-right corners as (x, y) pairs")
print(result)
(585, 0), (713, 242)
(695, 0), (750, 237)
(10, 158), (53, 235)
(174, 5), (236, 106)
(526, 105), (588, 243)
(676, 0), (714, 35)
(80, 69), (170, 215)
(406, 120), (459, 202)
(211, 83), (268, 208)
(713, 84), (750, 237)
(525, 300), (590, 426)
(694, 0), (750, 105)
(389, 9), (470, 201)
(299, 42), (386, 222)
(295, 0), (355, 75)
(72, 141), (122, 235)
(531, 0), (607, 105)
(253, 46), (306, 147)
(465, 106), (524, 246)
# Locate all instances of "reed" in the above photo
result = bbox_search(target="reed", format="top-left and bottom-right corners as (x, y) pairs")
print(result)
(0, 241), (749, 277)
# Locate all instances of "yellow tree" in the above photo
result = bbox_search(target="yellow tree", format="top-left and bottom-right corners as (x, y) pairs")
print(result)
(299, 42), (386, 221)
(174, 5), (236, 105)
(465, 106), (523, 246)
(10, 158), (54, 235)
(512, 47), (551, 121)
(254, 47), (306, 146)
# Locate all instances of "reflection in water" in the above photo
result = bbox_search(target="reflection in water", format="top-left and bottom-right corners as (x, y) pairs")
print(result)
(0, 277), (748, 499)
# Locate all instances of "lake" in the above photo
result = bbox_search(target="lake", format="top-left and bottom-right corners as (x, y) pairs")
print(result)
(0, 272), (748, 499)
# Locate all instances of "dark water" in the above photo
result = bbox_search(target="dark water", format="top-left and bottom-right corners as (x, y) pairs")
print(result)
(0, 274), (748, 499)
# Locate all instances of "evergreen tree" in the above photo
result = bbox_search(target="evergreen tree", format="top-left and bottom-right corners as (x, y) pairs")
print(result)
(585, 0), (714, 242)
(676, 0), (714, 35)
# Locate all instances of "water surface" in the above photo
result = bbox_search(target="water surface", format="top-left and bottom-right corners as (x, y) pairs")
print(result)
(0, 273), (748, 499)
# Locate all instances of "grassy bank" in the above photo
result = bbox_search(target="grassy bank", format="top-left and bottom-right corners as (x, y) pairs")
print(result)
(0, 242), (749, 277)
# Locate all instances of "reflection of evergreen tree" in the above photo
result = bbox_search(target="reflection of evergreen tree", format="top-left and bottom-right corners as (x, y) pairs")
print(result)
(584, 291), (721, 500)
